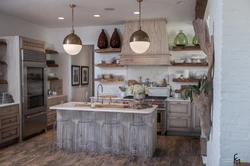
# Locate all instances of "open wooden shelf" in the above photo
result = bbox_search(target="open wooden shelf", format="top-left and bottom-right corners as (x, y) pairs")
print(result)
(45, 50), (58, 54)
(173, 78), (201, 83)
(47, 64), (59, 67)
(0, 41), (7, 46)
(171, 62), (208, 67)
(48, 77), (59, 81)
(0, 80), (8, 84)
(94, 48), (121, 53)
(94, 78), (124, 82)
(0, 61), (7, 65)
(95, 64), (124, 67)
(172, 46), (201, 51)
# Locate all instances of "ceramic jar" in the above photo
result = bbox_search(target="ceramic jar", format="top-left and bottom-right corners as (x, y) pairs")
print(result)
(97, 29), (108, 49)
(133, 92), (145, 103)
(110, 28), (121, 48)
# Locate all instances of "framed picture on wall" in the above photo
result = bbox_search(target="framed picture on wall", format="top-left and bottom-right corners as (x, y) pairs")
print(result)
(71, 65), (80, 86)
(81, 66), (89, 85)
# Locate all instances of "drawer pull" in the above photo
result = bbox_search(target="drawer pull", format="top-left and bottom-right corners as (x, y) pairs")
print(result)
(9, 120), (12, 122)
(9, 133), (12, 136)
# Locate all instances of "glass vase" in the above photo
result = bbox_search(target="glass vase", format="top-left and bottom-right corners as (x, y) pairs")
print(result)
(192, 35), (199, 46)
(174, 30), (188, 46)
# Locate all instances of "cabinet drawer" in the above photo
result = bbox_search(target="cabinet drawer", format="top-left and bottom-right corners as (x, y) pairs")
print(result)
(167, 102), (191, 117)
(0, 104), (19, 116)
(167, 116), (191, 131)
(47, 109), (56, 116)
(0, 125), (19, 143)
(0, 113), (19, 129)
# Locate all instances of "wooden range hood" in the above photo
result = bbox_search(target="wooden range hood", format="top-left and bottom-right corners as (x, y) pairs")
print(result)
(120, 19), (171, 65)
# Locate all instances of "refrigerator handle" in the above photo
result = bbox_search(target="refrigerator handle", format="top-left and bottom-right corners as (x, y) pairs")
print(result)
(26, 112), (46, 119)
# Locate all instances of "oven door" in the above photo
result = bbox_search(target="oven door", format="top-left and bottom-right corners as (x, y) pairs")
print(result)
(157, 108), (166, 135)
(22, 61), (47, 116)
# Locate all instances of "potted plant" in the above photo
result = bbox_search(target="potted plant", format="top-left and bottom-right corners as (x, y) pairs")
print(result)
(129, 84), (149, 103)
(181, 77), (212, 140)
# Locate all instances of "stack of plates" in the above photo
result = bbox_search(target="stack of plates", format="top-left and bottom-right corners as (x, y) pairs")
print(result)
(0, 92), (14, 104)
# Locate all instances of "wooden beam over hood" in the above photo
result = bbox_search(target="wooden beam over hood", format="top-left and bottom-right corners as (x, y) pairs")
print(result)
(195, 0), (208, 19)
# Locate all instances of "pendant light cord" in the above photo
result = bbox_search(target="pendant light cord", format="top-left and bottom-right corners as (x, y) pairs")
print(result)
(72, 5), (75, 33)
(139, 1), (141, 30)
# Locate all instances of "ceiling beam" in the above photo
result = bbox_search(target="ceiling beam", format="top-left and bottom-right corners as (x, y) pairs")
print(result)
(195, 0), (208, 19)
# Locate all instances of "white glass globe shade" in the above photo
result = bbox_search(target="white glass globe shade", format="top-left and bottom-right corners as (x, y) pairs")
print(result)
(129, 41), (150, 54)
(63, 44), (82, 55)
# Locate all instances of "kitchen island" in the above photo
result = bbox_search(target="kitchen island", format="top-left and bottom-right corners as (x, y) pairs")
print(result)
(50, 102), (157, 157)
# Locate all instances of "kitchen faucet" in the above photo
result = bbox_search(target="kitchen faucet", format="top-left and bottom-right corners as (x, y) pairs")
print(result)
(97, 84), (103, 104)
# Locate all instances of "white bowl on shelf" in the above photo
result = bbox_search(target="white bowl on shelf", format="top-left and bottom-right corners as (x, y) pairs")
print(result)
(103, 74), (112, 79)
(104, 57), (115, 64)
(174, 59), (185, 63)
(174, 73), (182, 78)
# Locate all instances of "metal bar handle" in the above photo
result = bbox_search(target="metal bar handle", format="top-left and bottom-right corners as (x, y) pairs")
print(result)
(26, 112), (46, 119)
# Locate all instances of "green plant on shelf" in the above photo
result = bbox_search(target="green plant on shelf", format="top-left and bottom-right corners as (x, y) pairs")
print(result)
(181, 76), (212, 101)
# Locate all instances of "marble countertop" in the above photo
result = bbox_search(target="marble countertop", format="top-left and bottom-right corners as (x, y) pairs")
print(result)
(0, 102), (19, 108)
(48, 94), (67, 99)
(50, 102), (157, 114)
(166, 97), (191, 102)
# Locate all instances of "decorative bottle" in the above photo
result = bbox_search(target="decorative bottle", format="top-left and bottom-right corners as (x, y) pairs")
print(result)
(174, 30), (188, 46)
(97, 29), (108, 49)
(110, 28), (121, 48)
(192, 35), (199, 46)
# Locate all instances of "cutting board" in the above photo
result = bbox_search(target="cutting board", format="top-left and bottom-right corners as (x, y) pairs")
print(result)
(99, 95), (117, 99)
(74, 103), (126, 109)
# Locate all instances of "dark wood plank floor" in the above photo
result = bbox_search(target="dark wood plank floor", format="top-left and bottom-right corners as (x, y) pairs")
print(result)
(0, 130), (202, 166)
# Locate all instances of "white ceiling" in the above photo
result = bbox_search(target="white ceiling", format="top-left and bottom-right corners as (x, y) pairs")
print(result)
(0, 0), (196, 28)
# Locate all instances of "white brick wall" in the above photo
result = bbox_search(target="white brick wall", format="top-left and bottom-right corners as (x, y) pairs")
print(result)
(220, 0), (250, 164)
(208, 0), (250, 165)
(207, 0), (223, 165)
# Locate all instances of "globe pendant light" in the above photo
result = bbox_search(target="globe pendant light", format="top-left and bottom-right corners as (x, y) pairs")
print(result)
(63, 4), (82, 55)
(130, 0), (150, 54)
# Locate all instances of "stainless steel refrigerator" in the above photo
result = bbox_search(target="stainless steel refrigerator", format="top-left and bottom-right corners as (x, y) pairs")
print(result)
(21, 49), (47, 139)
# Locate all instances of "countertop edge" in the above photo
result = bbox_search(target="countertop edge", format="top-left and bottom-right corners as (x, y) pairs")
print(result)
(48, 94), (68, 99)
(50, 102), (157, 114)
(0, 102), (19, 108)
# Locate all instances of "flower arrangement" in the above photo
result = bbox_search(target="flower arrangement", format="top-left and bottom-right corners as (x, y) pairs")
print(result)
(129, 84), (149, 94)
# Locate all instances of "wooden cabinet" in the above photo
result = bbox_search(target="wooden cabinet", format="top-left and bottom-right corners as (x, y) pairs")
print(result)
(192, 104), (201, 131)
(46, 95), (67, 128)
(0, 104), (20, 144)
(167, 101), (191, 131)
(167, 101), (201, 133)
(20, 37), (45, 52)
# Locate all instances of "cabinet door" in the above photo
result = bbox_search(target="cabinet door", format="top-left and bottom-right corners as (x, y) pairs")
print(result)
(192, 104), (201, 131)
(167, 101), (191, 117)
(167, 116), (191, 131)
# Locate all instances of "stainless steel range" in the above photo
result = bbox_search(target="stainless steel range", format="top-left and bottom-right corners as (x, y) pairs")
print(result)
(121, 96), (167, 135)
